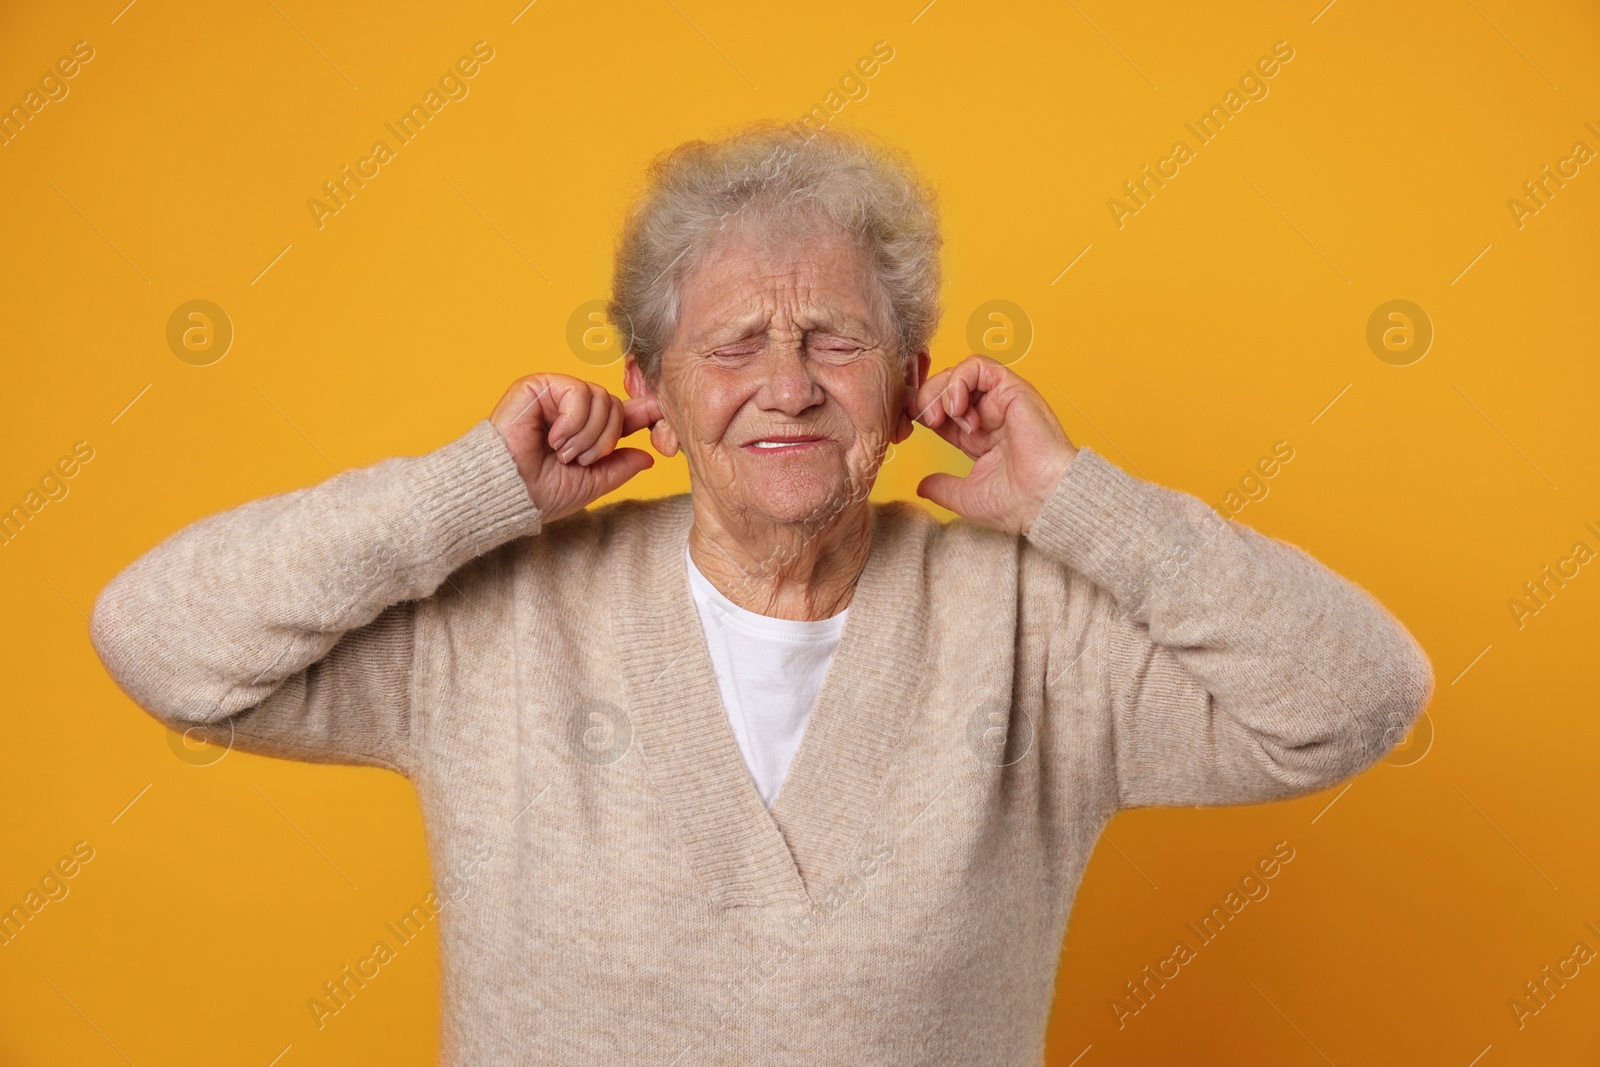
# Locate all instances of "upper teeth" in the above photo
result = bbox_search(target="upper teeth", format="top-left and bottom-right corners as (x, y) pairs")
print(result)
(752, 440), (800, 448)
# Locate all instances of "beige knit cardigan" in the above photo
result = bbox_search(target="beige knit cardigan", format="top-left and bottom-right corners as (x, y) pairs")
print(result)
(88, 418), (1434, 1065)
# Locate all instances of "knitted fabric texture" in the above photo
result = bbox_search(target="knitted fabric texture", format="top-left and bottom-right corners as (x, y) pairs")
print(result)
(89, 418), (1434, 1065)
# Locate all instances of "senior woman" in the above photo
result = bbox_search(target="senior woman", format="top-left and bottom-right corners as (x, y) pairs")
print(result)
(89, 122), (1432, 1065)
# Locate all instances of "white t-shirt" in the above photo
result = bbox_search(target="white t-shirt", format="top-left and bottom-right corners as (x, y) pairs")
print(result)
(685, 545), (849, 809)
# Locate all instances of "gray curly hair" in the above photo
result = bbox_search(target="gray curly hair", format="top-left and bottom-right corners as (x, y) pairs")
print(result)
(608, 120), (943, 385)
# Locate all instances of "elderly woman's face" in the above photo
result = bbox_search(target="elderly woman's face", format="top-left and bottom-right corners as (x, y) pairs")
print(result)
(644, 229), (921, 527)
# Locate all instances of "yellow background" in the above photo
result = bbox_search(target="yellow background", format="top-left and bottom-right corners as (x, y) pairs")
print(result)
(2, 0), (1597, 1063)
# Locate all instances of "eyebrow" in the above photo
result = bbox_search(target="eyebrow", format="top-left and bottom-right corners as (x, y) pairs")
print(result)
(799, 308), (876, 337)
(695, 307), (878, 348)
(696, 309), (767, 347)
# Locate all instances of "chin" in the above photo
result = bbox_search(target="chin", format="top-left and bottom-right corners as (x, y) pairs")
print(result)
(743, 467), (855, 526)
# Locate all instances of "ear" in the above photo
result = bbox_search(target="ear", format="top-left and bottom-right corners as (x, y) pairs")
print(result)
(624, 354), (681, 458)
(622, 353), (648, 400)
(892, 346), (932, 445)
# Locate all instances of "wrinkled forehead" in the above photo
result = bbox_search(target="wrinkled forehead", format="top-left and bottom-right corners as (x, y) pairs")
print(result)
(673, 226), (892, 351)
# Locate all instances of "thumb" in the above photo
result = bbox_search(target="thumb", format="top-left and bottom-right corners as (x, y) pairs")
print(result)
(915, 472), (968, 516)
(586, 446), (655, 497)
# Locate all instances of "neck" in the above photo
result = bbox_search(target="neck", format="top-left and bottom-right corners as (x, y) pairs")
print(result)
(687, 496), (872, 622)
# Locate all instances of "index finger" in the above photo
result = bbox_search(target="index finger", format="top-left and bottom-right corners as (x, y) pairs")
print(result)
(945, 354), (1013, 403)
(913, 367), (956, 427)
(621, 394), (663, 436)
(923, 356), (1014, 425)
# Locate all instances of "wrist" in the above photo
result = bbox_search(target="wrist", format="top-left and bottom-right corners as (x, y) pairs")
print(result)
(1022, 446), (1078, 535)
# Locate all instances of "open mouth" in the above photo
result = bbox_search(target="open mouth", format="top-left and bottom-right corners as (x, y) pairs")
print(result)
(741, 435), (827, 453)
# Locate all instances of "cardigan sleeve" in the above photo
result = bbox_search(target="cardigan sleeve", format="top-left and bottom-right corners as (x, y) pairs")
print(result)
(1023, 446), (1434, 810)
(88, 418), (543, 778)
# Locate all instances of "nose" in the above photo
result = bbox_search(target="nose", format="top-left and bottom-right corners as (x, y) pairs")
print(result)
(758, 343), (824, 416)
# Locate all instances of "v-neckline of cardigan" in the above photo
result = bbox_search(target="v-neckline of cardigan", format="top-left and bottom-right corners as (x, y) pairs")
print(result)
(610, 493), (929, 910)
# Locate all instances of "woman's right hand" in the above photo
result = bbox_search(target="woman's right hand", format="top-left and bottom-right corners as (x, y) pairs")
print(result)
(488, 373), (662, 524)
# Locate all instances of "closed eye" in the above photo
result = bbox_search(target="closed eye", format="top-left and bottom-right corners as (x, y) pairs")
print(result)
(708, 337), (765, 359)
(807, 333), (865, 354)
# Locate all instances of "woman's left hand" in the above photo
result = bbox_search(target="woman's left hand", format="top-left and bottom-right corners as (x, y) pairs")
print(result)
(911, 355), (1079, 536)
